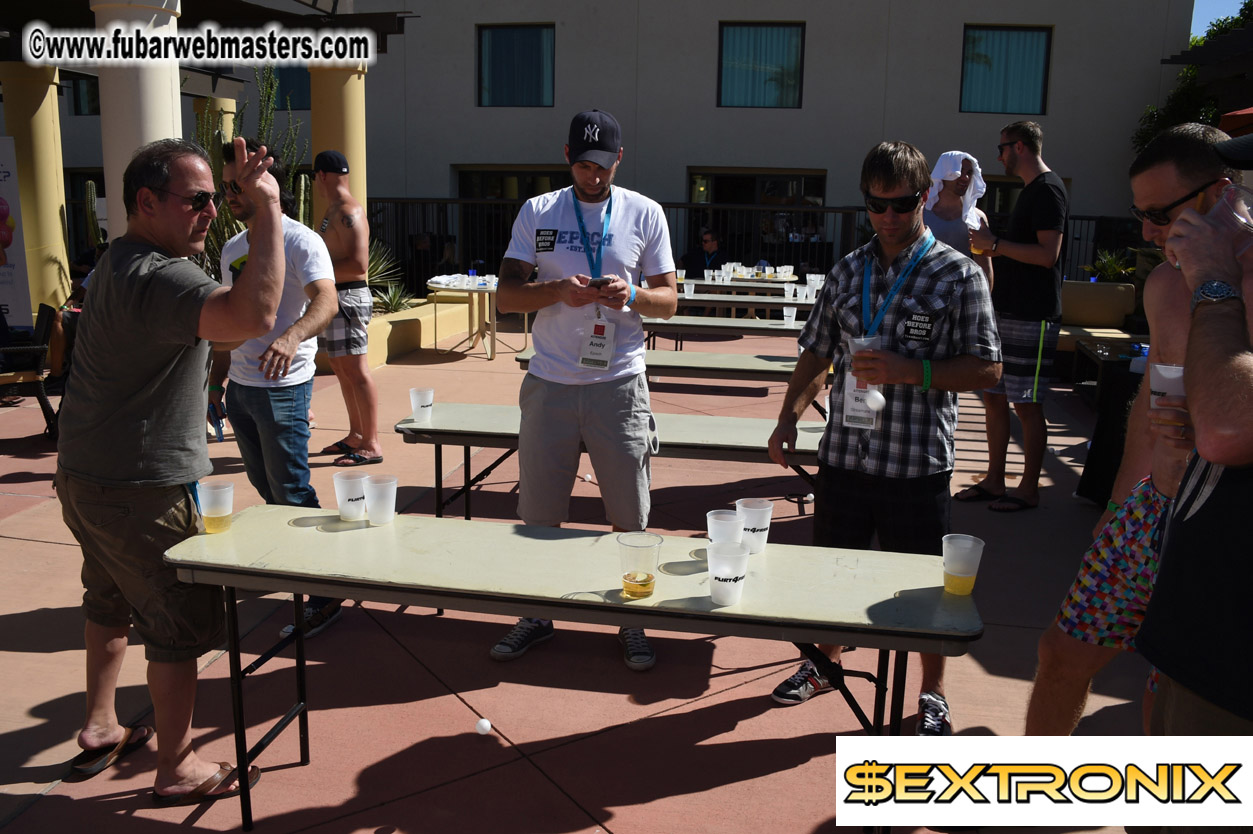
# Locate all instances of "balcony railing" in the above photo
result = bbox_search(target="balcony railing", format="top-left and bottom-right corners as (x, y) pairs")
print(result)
(366, 197), (1144, 294)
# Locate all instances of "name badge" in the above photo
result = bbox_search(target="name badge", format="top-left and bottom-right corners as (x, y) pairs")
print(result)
(579, 318), (617, 369)
(842, 371), (880, 430)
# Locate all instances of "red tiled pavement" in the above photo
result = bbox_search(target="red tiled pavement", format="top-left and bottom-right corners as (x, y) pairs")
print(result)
(0, 320), (1139, 833)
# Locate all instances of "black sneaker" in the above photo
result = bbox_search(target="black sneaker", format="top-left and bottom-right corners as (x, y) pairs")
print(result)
(916, 691), (953, 735)
(490, 618), (554, 661)
(279, 598), (344, 640)
(617, 627), (655, 671)
(770, 659), (833, 706)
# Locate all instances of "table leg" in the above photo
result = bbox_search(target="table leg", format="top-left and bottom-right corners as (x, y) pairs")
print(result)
(889, 650), (909, 735)
(486, 297), (496, 360)
(294, 595), (309, 765)
(224, 587), (254, 830)
(873, 650), (889, 734)
(434, 444), (444, 518)
(464, 446), (472, 520)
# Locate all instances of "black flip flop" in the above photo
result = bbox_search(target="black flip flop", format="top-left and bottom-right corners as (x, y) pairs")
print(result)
(954, 484), (1004, 503)
(988, 495), (1038, 513)
(67, 725), (153, 779)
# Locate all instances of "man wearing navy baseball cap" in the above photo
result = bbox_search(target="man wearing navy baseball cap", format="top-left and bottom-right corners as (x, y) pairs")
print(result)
(493, 109), (678, 672)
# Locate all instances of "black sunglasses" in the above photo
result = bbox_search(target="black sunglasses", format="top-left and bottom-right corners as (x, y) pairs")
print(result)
(996, 140), (1017, 155)
(223, 179), (243, 196)
(152, 187), (223, 212)
(1130, 179), (1218, 226)
(864, 191), (922, 215)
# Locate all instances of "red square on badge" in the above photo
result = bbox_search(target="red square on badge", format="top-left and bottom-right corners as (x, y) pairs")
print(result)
(594, 324), (606, 336)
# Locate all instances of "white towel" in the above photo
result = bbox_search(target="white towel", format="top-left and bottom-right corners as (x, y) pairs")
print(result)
(925, 151), (987, 229)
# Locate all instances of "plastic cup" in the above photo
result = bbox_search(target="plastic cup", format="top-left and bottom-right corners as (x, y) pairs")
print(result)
(684, 282), (696, 298)
(332, 471), (369, 522)
(676, 269), (685, 281)
(618, 531), (663, 600)
(1148, 363), (1185, 409)
(1205, 183), (1253, 257)
(704, 269), (713, 279)
(942, 534), (985, 595)
(849, 334), (880, 354)
(782, 306), (797, 326)
(364, 475), (399, 525)
(708, 541), (750, 606)
(199, 482), (234, 533)
(735, 497), (774, 554)
(706, 509), (743, 544)
(410, 388), (434, 423)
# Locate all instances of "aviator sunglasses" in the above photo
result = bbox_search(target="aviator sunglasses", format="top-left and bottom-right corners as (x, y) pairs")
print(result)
(151, 187), (223, 212)
(864, 191), (922, 214)
(1130, 179), (1218, 227)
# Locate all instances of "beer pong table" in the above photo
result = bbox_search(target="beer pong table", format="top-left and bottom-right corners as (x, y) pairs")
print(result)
(395, 403), (826, 519)
(425, 275), (528, 360)
(642, 315), (803, 349)
(514, 346), (826, 383)
(165, 504), (984, 830)
(675, 292), (815, 314)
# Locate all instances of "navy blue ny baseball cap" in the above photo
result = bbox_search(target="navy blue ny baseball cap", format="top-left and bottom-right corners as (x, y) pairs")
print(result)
(567, 110), (621, 169)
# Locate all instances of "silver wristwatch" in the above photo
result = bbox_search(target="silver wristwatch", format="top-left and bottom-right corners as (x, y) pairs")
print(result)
(1191, 280), (1242, 312)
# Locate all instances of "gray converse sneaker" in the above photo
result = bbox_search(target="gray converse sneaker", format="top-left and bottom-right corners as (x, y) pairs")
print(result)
(278, 598), (344, 640)
(617, 627), (655, 671)
(490, 618), (554, 661)
(916, 690), (953, 736)
(771, 660), (833, 705)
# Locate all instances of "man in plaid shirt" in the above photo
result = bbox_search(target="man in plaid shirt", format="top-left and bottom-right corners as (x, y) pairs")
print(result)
(767, 141), (1002, 734)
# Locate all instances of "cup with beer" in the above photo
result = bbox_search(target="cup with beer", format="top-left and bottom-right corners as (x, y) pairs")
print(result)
(941, 534), (985, 595)
(200, 481), (234, 533)
(617, 531), (663, 600)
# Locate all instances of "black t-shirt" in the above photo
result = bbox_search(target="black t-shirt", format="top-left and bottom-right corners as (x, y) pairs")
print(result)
(680, 247), (730, 275)
(1137, 455), (1253, 721)
(991, 171), (1068, 321)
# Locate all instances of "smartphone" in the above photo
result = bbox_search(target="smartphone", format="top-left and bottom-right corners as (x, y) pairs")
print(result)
(587, 278), (612, 289)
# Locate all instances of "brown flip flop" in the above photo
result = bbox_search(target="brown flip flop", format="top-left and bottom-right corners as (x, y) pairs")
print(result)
(152, 762), (260, 807)
(67, 724), (153, 779)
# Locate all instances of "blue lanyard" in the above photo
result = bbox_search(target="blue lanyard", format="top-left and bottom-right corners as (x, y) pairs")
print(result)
(862, 232), (935, 336)
(704, 250), (716, 267)
(572, 189), (613, 279)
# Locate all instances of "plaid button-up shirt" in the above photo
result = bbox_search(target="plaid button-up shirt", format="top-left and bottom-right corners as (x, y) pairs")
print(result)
(799, 233), (1001, 479)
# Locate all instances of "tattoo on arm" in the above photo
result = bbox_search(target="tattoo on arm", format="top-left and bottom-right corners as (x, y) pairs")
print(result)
(342, 214), (355, 228)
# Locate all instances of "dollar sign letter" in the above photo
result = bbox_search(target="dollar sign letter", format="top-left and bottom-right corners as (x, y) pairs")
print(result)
(844, 760), (893, 805)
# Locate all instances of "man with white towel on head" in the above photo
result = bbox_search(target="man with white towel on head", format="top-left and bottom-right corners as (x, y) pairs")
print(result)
(923, 151), (994, 287)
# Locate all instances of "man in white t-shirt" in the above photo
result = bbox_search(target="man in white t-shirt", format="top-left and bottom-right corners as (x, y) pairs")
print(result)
(209, 141), (340, 635)
(493, 109), (678, 671)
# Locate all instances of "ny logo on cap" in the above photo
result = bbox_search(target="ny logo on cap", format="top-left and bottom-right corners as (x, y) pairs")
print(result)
(584, 124), (599, 142)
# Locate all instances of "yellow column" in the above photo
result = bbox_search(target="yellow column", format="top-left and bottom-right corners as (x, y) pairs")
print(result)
(0, 63), (69, 313)
(309, 65), (368, 222)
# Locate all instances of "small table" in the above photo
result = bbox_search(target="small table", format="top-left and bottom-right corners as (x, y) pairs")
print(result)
(426, 275), (528, 360)
(166, 505), (984, 830)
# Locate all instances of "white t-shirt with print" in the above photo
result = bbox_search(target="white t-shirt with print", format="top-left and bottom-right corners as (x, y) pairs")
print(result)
(221, 214), (334, 388)
(503, 185), (674, 385)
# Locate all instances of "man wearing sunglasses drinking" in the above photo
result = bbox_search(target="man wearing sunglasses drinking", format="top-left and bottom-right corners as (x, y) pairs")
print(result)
(768, 142), (1001, 734)
(1025, 124), (1237, 735)
(56, 137), (283, 804)
(965, 121), (1068, 513)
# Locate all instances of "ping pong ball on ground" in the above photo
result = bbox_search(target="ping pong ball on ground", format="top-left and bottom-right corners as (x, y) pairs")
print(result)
(865, 389), (886, 411)
(476, 718), (492, 734)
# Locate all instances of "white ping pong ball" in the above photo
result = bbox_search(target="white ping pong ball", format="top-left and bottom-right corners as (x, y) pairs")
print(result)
(865, 389), (886, 411)
(476, 718), (492, 734)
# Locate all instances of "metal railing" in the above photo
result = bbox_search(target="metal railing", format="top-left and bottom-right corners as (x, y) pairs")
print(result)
(365, 197), (1145, 291)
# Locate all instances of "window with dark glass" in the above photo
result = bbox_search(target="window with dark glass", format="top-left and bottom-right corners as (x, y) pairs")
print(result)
(276, 67), (312, 110)
(960, 26), (1051, 115)
(478, 25), (555, 107)
(70, 77), (100, 116)
(719, 23), (804, 108)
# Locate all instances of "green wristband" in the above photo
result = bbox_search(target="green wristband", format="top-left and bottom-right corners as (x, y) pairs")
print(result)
(921, 359), (931, 391)
(209, 385), (225, 393)
(1107, 499), (1120, 513)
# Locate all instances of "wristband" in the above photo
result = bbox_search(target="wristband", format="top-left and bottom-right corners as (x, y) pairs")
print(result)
(1106, 499), (1120, 513)
(627, 282), (637, 306)
(209, 385), (225, 393)
(921, 359), (931, 391)
(991, 238), (999, 252)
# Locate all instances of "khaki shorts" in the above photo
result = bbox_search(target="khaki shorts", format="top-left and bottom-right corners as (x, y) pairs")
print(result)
(517, 372), (652, 530)
(56, 469), (225, 663)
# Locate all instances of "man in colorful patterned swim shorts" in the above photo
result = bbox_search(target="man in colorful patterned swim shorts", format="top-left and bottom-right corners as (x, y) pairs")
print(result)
(1024, 123), (1240, 734)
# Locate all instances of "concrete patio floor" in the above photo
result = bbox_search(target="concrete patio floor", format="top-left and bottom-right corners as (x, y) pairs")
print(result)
(0, 320), (1144, 833)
